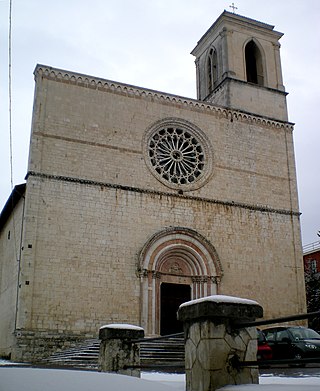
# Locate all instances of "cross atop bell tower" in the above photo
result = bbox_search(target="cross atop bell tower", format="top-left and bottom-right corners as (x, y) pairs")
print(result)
(229, 2), (238, 13)
(191, 11), (288, 121)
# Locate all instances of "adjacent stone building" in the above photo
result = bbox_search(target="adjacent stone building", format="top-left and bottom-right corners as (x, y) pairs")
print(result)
(303, 242), (320, 275)
(0, 11), (306, 362)
(303, 241), (320, 330)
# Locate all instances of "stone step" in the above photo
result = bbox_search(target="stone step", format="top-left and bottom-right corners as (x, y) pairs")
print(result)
(138, 337), (184, 366)
(42, 337), (185, 370)
(41, 339), (100, 368)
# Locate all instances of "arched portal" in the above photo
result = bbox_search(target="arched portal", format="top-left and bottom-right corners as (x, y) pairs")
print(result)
(138, 227), (223, 335)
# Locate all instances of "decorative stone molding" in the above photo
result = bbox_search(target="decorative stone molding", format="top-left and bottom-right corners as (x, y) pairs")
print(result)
(151, 271), (161, 280)
(138, 227), (223, 335)
(26, 171), (301, 217)
(138, 227), (223, 279)
(34, 64), (294, 131)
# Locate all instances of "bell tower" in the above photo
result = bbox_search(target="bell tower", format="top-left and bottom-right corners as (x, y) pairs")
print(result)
(191, 11), (288, 121)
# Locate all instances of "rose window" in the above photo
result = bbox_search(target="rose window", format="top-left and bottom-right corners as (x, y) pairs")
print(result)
(148, 127), (205, 185)
(143, 119), (213, 191)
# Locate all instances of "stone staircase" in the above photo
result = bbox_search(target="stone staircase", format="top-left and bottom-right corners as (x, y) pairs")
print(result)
(41, 339), (100, 369)
(41, 337), (185, 371)
(140, 337), (185, 369)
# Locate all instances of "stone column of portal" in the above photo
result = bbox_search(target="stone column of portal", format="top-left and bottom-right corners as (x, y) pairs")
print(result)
(99, 324), (144, 377)
(177, 295), (263, 391)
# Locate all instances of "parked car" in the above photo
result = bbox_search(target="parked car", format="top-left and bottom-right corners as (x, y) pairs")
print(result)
(262, 326), (320, 361)
(257, 329), (272, 361)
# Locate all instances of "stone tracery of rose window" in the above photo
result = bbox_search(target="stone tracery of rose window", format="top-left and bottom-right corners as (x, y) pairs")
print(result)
(148, 127), (204, 185)
(144, 119), (212, 191)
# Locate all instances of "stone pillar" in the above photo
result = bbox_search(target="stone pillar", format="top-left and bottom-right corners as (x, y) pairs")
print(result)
(177, 295), (263, 391)
(99, 324), (144, 378)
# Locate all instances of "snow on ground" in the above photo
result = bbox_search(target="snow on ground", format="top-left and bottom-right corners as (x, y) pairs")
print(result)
(0, 367), (176, 391)
(1, 364), (320, 390)
(220, 375), (320, 390)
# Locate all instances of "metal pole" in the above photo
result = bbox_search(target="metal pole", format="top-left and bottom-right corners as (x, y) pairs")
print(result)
(233, 310), (320, 329)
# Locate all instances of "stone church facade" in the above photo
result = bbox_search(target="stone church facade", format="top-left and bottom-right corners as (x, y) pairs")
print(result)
(0, 11), (306, 362)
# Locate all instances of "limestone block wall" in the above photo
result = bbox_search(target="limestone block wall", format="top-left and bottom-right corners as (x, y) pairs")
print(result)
(9, 65), (305, 360)
(208, 79), (288, 121)
(0, 197), (24, 358)
(28, 67), (299, 213)
(17, 175), (304, 332)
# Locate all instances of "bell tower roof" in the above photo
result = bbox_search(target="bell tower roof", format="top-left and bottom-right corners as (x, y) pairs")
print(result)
(192, 11), (288, 121)
(192, 11), (282, 57)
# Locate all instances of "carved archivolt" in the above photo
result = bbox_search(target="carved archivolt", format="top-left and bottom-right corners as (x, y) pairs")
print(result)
(138, 227), (223, 334)
(138, 226), (223, 280)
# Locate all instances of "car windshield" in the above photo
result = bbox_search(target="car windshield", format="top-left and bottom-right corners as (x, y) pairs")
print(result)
(289, 327), (320, 340)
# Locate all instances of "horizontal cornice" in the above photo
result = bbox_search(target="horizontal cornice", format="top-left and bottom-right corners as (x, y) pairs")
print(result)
(26, 171), (301, 217)
(34, 64), (294, 131)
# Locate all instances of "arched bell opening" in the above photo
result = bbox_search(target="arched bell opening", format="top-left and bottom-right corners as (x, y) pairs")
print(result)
(206, 47), (218, 96)
(245, 39), (264, 86)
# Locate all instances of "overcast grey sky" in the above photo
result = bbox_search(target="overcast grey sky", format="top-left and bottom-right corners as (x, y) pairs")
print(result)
(0, 0), (319, 246)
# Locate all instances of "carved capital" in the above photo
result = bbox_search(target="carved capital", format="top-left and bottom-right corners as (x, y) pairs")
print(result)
(152, 271), (161, 279)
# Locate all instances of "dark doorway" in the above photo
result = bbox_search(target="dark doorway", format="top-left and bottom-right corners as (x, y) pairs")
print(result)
(160, 283), (191, 335)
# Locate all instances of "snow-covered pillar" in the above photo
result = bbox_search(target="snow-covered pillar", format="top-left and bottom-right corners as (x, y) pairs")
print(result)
(98, 324), (144, 378)
(177, 295), (263, 391)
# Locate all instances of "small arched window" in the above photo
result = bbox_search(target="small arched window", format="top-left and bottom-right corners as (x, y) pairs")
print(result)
(245, 40), (264, 86)
(207, 48), (218, 94)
